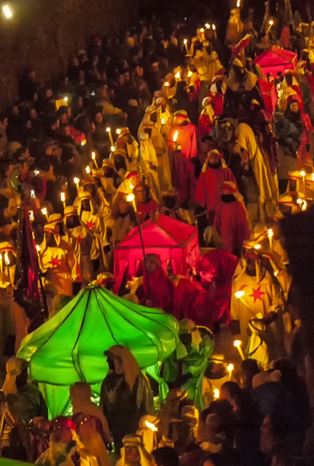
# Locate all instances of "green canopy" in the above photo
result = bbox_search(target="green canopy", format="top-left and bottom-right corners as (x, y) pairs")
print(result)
(18, 286), (179, 418)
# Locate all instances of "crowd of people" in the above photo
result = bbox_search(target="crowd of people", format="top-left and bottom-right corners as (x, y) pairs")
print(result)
(0, 0), (313, 464)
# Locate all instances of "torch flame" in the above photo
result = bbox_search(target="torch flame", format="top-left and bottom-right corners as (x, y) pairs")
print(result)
(233, 339), (242, 348)
(126, 193), (135, 203)
(267, 228), (274, 239)
(227, 363), (234, 372)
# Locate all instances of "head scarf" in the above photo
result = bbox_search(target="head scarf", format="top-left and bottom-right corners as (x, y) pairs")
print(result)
(105, 345), (140, 392)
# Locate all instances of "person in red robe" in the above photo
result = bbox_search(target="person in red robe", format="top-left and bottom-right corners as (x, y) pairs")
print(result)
(198, 97), (215, 140)
(171, 145), (195, 205)
(168, 111), (197, 160)
(197, 248), (239, 325)
(209, 76), (226, 118)
(136, 254), (173, 312)
(134, 182), (159, 223)
(214, 181), (251, 256)
(194, 149), (235, 223)
(172, 276), (215, 330)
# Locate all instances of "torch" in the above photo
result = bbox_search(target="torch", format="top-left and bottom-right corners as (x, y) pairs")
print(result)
(106, 127), (114, 146)
(91, 151), (99, 169)
(233, 339), (245, 360)
(41, 207), (48, 221)
(267, 19), (274, 34)
(267, 228), (274, 249)
(73, 177), (80, 193)
(126, 192), (150, 299)
(60, 192), (66, 209)
(183, 38), (189, 54)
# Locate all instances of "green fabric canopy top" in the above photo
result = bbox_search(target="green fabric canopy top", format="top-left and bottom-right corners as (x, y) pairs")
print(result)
(18, 286), (179, 418)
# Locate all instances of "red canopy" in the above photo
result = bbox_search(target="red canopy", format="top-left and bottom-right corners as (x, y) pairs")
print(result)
(114, 214), (199, 292)
(254, 46), (297, 77)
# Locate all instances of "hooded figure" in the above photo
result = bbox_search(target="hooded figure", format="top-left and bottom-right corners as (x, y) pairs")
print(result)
(218, 118), (279, 222)
(224, 58), (264, 120)
(139, 103), (172, 192)
(226, 7), (244, 44)
(138, 128), (160, 199)
(133, 183), (159, 224)
(198, 97), (215, 140)
(135, 254), (173, 313)
(209, 76), (226, 118)
(117, 434), (155, 466)
(63, 206), (91, 285)
(171, 143), (196, 206)
(168, 111), (197, 160)
(116, 127), (139, 172)
(213, 181), (251, 256)
(101, 346), (153, 453)
(39, 222), (79, 302)
(0, 357), (47, 451)
(36, 416), (98, 466)
(231, 246), (286, 363)
(197, 248), (239, 325)
(77, 191), (104, 263)
(70, 382), (111, 445)
(0, 241), (28, 354)
(194, 149), (235, 222)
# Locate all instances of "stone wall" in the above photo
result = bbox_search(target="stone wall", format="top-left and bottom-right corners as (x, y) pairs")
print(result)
(0, 0), (137, 107)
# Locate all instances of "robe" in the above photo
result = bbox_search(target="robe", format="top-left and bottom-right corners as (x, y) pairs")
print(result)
(235, 122), (278, 220)
(199, 249), (239, 324)
(172, 151), (195, 205)
(172, 278), (215, 330)
(136, 199), (159, 223)
(139, 138), (161, 199)
(214, 200), (250, 256)
(169, 122), (197, 159)
(39, 240), (78, 297)
(198, 104), (215, 140)
(194, 165), (235, 216)
(231, 266), (285, 361)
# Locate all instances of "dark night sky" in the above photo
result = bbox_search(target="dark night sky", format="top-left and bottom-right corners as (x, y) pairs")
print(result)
(139, 0), (313, 23)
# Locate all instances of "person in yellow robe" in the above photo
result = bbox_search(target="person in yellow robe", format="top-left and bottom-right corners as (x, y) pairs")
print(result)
(226, 6), (244, 44)
(139, 103), (173, 193)
(116, 127), (139, 172)
(39, 222), (79, 310)
(138, 127), (161, 200)
(64, 206), (92, 286)
(218, 118), (279, 222)
(192, 44), (223, 85)
(231, 246), (286, 364)
(77, 191), (106, 268)
(0, 242), (28, 363)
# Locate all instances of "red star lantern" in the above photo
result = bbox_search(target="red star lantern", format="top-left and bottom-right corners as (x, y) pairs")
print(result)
(50, 257), (62, 268)
(250, 285), (265, 303)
